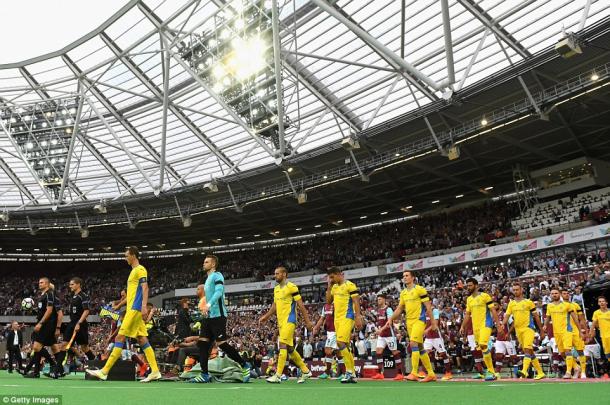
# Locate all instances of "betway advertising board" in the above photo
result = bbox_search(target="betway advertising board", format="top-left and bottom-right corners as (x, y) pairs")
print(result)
(386, 223), (610, 274)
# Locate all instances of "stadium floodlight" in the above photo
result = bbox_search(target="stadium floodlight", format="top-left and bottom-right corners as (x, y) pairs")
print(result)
(178, 0), (295, 153)
(0, 97), (82, 201)
(182, 215), (192, 228)
(80, 226), (89, 239)
(0, 210), (8, 222)
(480, 116), (488, 126)
(555, 33), (582, 58)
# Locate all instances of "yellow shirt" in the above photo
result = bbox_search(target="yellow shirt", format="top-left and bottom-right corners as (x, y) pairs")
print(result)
(592, 309), (610, 338)
(568, 302), (583, 332)
(506, 299), (536, 330)
(126, 264), (147, 312)
(331, 280), (359, 321)
(546, 301), (573, 334)
(466, 292), (494, 329)
(399, 284), (429, 321)
(274, 282), (301, 325)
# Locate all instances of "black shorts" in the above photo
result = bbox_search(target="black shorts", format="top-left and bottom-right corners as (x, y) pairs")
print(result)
(199, 317), (228, 342)
(63, 322), (89, 346)
(32, 322), (57, 346)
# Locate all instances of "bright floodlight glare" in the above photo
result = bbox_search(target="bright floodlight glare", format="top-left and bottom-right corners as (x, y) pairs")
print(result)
(228, 36), (267, 80)
(41, 140), (48, 147)
(481, 117), (488, 126)
(26, 142), (34, 150)
(213, 64), (226, 79)
(264, 0), (272, 9)
(234, 18), (245, 30)
(591, 71), (599, 81)
(43, 168), (51, 175)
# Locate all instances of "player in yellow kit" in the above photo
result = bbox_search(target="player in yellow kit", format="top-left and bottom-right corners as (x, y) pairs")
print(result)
(459, 278), (503, 381)
(561, 289), (587, 378)
(542, 288), (584, 379)
(383, 270), (437, 383)
(87, 246), (161, 382)
(259, 266), (313, 384)
(502, 282), (545, 379)
(588, 296), (610, 379)
(326, 267), (363, 384)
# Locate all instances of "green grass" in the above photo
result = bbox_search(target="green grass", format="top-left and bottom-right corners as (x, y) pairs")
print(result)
(0, 371), (608, 405)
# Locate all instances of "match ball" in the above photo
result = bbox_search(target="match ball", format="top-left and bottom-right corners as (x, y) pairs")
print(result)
(21, 297), (35, 311)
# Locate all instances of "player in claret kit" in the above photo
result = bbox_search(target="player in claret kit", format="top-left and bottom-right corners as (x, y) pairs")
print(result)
(494, 302), (519, 378)
(423, 307), (452, 380)
(371, 294), (404, 380)
(312, 302), (346, 379)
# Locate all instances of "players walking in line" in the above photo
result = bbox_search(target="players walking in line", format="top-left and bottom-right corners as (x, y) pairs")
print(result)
(22, 277), (62, 378)
(561, 290), (588, 378)
(312, 302), (345, 379)
(55, 277), (95, 375)
(459, 278), (503, 381)
(260, 266), (314, 384)
(383, 270), (436, 383)
(502, 282), (545, 379)
(371, 294), (404, 380)
(325, 266), (363, 383)
(87, 247), (161, 382)
(542, 288), (584, 379)
(423, 307), (453, 380)
(188, 255), (250, 383)
(589, 296), (610, 378)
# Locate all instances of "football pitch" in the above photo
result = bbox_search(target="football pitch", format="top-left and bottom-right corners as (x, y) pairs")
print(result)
(0, 371), (607, 405)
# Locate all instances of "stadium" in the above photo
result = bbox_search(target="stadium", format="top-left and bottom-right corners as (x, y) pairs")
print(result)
(1, 0), (610, 404)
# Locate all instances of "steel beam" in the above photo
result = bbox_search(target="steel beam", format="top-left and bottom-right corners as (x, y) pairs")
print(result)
(440, 0), (456, 86)
(19, 67), (51, 100)
(311, 0), (444, 93)
(62, 54), (188, 187)
(0, 156), (38, 203)
(457, 0), (531, 59)
(137, 1), (278, 160)
(58, 89), (85, 204)
(99, 31), (237, 171)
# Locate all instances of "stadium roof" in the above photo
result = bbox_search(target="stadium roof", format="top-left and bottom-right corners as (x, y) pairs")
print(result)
(1, 0), (608, 210)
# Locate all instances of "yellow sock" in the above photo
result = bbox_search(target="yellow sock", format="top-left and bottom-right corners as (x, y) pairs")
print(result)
(289, 350), (309, 373)
(142, 343), (158, 373)
(521, 356), (532, 375)
(276, 349), (288, 376)
(340, 347), (355, 374)
(482, 351), (495, 373)
(532, 357), (543, 375)
(579, 356), (586, 374)
(102, 343), (123, 374)
(566, 355), (573, 373)
(411, 348), (421, 375)
(420, 351), (435, 375)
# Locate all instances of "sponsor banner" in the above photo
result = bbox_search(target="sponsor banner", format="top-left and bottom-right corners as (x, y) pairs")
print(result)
(384, 223), (609, 274)
(261, 360), (367, 377)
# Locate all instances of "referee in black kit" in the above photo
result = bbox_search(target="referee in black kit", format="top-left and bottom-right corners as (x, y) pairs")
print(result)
(21, 277), (62, 378)
(54, 277), (95, 376)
